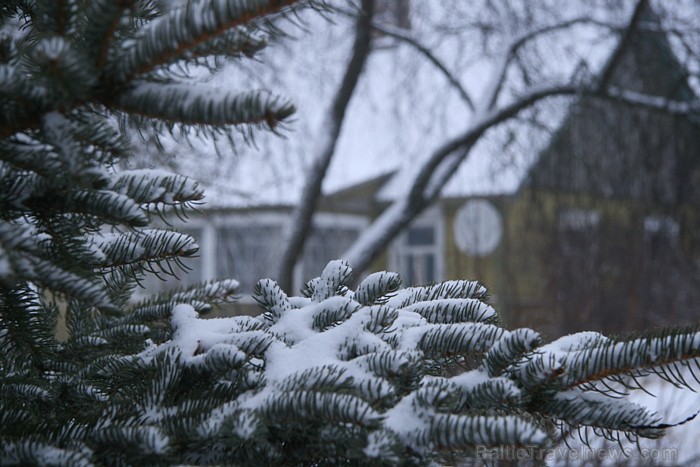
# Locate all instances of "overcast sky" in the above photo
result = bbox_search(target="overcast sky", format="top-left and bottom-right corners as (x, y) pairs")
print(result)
(137, 0), (699, 209)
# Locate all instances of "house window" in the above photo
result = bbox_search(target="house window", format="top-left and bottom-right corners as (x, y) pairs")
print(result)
(558, 208), (601, 231)
(216, 224), (284, 293)
(393, 211), (442, 286)
(301, 226), (361, 282)
(557, 208), (600, 257)
(644, 215), (679, 258)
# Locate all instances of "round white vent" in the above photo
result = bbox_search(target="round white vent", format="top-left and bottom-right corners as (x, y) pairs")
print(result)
(453, 200), (503, 257)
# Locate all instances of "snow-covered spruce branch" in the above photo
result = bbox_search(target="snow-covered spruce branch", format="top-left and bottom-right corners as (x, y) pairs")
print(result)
(0, 223), (111, 307)
(0, 0), (307, 138)
(122, 278), (240, 324)
(0, 0), (307, 309)
(117, 84), (295, 128)
(94, 229), (198, 269)
(79, 0), (134, 69)
(109, 169), (204, 206)
(112, 0), (304, 82)
(113, 260), (697, 464)
(183, 26), (269, 61)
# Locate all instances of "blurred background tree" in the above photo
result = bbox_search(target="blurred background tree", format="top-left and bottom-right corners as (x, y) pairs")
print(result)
(132, 0), (700, 337)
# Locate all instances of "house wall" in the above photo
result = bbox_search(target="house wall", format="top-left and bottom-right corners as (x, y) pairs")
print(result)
(496, 19), (700, 337)
(438, 196), (560, 337)
(493, 191), (700, 339)
(381, 191), (700, 341)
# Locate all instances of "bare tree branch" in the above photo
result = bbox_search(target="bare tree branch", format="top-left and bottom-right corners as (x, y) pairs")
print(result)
(333, 5), (477, 110)
(366, 18), (476, 111)
(344, 80), (700, 273)
(276, 0), (374, 292)
(485, 12), (631, 111)
(341, 0), (696, 277)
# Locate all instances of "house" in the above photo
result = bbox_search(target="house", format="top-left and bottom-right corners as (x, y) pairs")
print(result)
(373, 7), (700, 337)
(143, 4), (700, 337)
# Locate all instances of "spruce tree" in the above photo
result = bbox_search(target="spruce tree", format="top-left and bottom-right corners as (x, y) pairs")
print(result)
(0, 0), (298, 464)
(2, 1), (700, 466)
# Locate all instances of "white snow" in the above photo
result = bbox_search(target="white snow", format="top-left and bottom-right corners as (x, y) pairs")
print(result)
(449, 369), (491, 391)
(540, 331), (610, 353)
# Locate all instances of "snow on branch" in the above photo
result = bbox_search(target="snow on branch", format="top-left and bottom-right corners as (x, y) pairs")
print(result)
(112, 0), (302, 82)
(95, 228), (198, 269)
(602, 86), (700, 114)
(183, 26), (269, 61)
(130, 261), (700, 463)
(109, 169), (204, 206)
(0, 222), (111, 307)
(117, 83), (295, 129)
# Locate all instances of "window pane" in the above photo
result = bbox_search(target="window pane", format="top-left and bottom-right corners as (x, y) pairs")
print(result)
(644, 216), (679, 238)
(644, 216), (679, 258)
(558, 209), (600, 231)
(423, 254), (435, 284)
(302, 227), (360, 280)
(406, 226), (434, 246)
(216, 225), (283, 292)
(401, 252), (436, 286)
(404, 254), (415, 286)
(415, 253), (435, 285)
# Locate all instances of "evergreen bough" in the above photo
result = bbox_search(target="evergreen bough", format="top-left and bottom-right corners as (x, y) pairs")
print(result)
(1, 0), (700, 465)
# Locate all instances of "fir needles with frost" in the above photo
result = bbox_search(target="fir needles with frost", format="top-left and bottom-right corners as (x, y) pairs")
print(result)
(2, 0), (700, 465)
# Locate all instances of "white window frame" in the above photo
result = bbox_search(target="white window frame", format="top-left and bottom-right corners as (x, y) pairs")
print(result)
(643, 215), (680, 252)
(643, 215), (679, 239)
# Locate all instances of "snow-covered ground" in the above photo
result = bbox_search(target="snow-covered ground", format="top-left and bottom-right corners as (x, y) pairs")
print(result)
(552, 373), (700, 466)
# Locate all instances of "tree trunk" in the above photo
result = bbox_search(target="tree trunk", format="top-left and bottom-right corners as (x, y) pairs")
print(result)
(276, 0), (375, 291)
